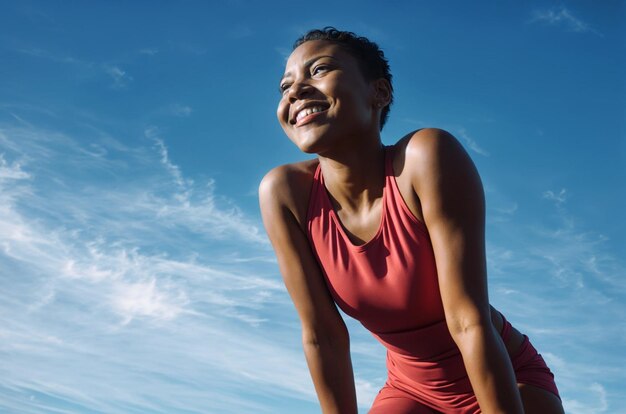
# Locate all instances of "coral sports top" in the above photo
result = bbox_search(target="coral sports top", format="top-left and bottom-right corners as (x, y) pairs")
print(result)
(306, 145), (481, 409)
(306, 145), (447, 343)
(305, 145), (560, 412)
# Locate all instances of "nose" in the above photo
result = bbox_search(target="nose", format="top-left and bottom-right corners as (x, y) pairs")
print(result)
(287, 79), (313, 103)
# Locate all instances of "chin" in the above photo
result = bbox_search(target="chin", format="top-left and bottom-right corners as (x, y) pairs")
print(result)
(288, 128), (331, 154)
(295, 139), (324, 155)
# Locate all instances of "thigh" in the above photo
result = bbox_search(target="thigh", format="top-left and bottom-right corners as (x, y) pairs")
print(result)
(369, 386), (439, 414)
(518, 383), (564, 414)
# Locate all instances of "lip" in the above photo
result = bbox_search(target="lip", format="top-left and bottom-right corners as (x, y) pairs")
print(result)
(295, 110), (326, 127)
(290, 101), (330, 126)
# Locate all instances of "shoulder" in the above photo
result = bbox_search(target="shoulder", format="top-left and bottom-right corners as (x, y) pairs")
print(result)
(391, 128), (483, 220)
(398, 128), (468, 167)
(393, 128), (479, 189)
(258, 158), (319, 231)
(259, 159), (319, 203)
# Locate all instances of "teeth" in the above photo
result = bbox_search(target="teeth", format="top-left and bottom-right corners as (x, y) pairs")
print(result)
(296, 106), (325, 122)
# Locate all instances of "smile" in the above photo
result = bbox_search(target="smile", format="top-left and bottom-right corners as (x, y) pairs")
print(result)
(296, 106), (326, 122)
(293, 104), (329, 127)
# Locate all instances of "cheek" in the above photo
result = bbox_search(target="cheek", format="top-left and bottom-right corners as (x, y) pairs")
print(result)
(276, 101), (289, 124)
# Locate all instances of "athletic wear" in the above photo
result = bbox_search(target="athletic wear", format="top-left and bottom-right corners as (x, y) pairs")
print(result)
(306, 146), (559, 413)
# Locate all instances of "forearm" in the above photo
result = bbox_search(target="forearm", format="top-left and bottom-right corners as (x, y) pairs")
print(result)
(455, 325), (524, 414)
(302, 340), (358, 414)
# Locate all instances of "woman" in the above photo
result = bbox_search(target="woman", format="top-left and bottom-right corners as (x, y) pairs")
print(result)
(259, 27), (563, 414)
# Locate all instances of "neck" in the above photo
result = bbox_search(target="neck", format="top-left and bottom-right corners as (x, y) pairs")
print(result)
(318, 138), (386, 212)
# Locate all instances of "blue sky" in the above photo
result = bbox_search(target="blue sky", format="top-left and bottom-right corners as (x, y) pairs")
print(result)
(0, 1), (624, 413)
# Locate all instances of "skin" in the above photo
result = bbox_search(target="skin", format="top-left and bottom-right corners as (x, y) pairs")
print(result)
(260, 39), (564, 414)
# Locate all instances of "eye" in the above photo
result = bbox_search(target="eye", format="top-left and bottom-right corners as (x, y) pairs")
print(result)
(312, 64), (330, 76)
(279, 83), (291, 95)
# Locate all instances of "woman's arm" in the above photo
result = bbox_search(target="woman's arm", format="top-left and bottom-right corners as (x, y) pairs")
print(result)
(259, 164), (358, 414)
(409, 129), (524, 414)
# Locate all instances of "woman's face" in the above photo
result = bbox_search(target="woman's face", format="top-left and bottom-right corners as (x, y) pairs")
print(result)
(277, 40), (378, 154)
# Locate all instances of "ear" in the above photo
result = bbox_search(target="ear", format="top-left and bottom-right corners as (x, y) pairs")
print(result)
(372, 78), (392, 107)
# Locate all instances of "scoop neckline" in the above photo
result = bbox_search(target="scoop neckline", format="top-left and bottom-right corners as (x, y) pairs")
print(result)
(319, 147), (388, 252)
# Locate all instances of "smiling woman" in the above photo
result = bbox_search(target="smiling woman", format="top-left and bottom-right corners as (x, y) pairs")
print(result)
(259, 27), (564, 414)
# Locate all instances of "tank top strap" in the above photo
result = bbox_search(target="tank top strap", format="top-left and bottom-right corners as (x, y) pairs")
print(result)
(313, 160), (322, 181)
(306, 161), (322, 225)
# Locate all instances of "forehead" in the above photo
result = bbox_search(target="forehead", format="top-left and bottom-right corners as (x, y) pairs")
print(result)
(283, 40), (356, 75)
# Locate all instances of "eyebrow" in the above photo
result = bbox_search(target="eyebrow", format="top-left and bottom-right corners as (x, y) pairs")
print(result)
(279, 55), (337, 85)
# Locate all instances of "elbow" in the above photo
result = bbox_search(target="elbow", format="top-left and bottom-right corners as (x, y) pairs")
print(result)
(446, 315), (490, 346)
(448, 323), (487, 356)
(302, 325), (350, 350)
(449, 321), (483, 341)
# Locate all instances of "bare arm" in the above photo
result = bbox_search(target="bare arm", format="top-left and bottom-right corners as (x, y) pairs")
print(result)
(259, 165), (358, 414)
(409, 129), (524, 414)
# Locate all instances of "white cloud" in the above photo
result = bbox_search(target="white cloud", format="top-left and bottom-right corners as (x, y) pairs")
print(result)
(456, 127), (490, 156)
(355, 378), (380, 409)
(542, 188), (567, 206)
(275, 46), (292, 61)
(139, 47), (159, 56)
(170, 103), (193, 117)
(2, 111), (623, 412)
(112, 277), (189, 324)
(17, 48), (84, 65)
(530, 7), (602, 36)
(0, 118), (317, 413)
(104, 65), (132, 88)
(564, 382), (609, 414)
(148, 128), (189, 189)
(145, 128), (268, 245)
(0, 154), (30, 180)
(591, 382), (609, 412)
(16, 47), (138, 89)
(485, 182), (626, 414)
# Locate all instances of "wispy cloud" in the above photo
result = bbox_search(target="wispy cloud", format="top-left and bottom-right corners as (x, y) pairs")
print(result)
(529, 6), (603, 36)
(563, 382), (609, 414)
(0, 154), (30, 180)
(104, 65), (132, 88)
(145, 127), (268, 245)
(486, 182), (625, 413)
(16, 48), (133, 89)
(456, 127), (490, 156)
(149, 127), (189, 188)
(17, 48), (85, 65)
(543, 188), (567, 206)
(0, 115), (319, 413)
(139, 47), (159, 56)
(169, 103), (193, 117)
(4, 110), (624, 412)
(275, 46), (292, 61)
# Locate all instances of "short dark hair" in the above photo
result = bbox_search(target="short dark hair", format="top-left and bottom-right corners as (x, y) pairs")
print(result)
(293, 27), (394, 130)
